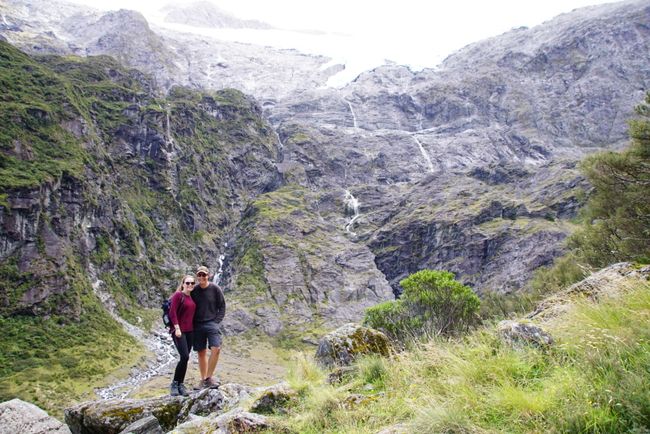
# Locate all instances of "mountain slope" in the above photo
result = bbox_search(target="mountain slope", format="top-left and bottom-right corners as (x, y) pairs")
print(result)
(1, 0), (650, 334)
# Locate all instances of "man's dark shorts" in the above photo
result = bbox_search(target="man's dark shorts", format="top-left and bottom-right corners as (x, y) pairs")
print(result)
(193, 321), (222, 351)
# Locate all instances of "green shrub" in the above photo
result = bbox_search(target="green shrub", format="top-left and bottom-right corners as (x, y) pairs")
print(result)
(364, 270), (480, 340)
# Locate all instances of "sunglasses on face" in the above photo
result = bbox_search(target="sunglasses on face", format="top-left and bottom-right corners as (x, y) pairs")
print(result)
(184, 281), (195, 285)
(197, 273), (207, 277)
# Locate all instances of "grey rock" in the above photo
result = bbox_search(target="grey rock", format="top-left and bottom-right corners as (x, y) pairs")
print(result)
(212, 408), (270, 433)
(497, 320), (554, 348)
(0, 399), (71, 434)
(176, 384), (252, 424)
(118, 415), (162, 434)
(172, 407), (270, 433)
(315, 323), (392, 368)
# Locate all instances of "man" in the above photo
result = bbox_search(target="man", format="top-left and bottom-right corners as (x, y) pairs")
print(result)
(191, 265), (226, 389)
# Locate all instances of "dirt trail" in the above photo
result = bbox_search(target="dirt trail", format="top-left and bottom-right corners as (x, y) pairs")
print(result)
(127, 335), (289, 398)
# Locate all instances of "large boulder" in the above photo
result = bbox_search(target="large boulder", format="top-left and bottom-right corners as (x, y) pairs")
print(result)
(0, 399), (71, 434)
(315, 323), (392, 368)
(65, 384), (251, 434)
(65, 396), (184, 434)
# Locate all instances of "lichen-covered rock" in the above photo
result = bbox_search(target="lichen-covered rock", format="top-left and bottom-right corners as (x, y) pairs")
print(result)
(497, 320), (554, 349)
(249, 382), (297, 415)
(65, 396), (184, 434)
(0, 399), (71, 434)
(315, 323), (392, 368)
(117, 415), (162, 434)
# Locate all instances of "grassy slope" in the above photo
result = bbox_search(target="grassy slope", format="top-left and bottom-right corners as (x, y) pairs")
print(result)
(271, 280), (650, 433)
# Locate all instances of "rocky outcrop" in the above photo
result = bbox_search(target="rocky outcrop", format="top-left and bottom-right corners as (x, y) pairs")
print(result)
(0, 399), (71, 434)
(222, 185), (395, 335)
(315, 323), (392, 368)
(527, 262), (650, 322)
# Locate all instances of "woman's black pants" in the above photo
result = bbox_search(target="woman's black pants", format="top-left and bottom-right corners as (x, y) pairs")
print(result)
(172, 331), (194, 383)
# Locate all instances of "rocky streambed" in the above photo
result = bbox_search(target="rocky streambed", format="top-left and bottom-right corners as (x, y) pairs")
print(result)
(95, 328), (177, 400)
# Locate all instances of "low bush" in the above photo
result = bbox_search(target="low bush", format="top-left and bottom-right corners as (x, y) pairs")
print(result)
(364, 270), (480, 341)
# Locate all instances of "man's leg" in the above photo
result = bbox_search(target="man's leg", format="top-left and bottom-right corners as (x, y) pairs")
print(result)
(206, 346), (221, 378)
(197, 349), (208, 380)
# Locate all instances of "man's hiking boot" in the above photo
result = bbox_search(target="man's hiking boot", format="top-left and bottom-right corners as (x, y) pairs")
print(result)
(178, 382), (189, 396)
(170, 381), (180, 396)
(203, 377), (220, 389)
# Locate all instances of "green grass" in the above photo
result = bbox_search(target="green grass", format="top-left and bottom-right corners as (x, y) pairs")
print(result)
(0, 309), (143, 419)
(265, 281), (650, 433)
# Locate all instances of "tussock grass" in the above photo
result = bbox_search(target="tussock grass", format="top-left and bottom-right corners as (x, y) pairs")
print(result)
(268, 282), (650, 433)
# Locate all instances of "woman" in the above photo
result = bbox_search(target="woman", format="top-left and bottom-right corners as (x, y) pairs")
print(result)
(168, 274), (197, 397)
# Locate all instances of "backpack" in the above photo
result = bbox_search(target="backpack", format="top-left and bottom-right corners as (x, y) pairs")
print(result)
(162, 294), (184, 328)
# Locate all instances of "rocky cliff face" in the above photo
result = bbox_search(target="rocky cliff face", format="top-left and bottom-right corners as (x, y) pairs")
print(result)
(0, 42), (280, 321)
(1, 0), (650, 337)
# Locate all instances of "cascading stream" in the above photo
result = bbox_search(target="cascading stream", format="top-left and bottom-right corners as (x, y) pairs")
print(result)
(213, 243), (228, 285)
(345, 100), (359, 129)
(274, 130), (284, 150)
(344, 190), (361, 236)
(411, 134), (435, 173)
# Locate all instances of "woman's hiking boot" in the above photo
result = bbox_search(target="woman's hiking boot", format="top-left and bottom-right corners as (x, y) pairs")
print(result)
(178, 382), (189, 396)
(170, 381), (180, 396)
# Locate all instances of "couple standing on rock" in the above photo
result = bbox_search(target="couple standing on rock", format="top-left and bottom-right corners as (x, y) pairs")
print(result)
(167, 265), (226, 397)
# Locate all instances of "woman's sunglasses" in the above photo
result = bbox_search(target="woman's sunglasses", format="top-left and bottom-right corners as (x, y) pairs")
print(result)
(184, 281), (195, 285)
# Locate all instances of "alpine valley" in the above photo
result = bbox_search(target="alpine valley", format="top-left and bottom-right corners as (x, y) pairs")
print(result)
(0, 0), (649, 421)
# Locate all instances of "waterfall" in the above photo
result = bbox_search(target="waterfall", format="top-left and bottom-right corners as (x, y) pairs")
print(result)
(274, 130), (284, 150)
(212, 243), (228, 285)
(345, 100), (359, 129)
(412, 134), (435, 173)
(344, 190), (361, 236)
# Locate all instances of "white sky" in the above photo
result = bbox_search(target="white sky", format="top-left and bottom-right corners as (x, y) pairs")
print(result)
(67, 0), (616, 85)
